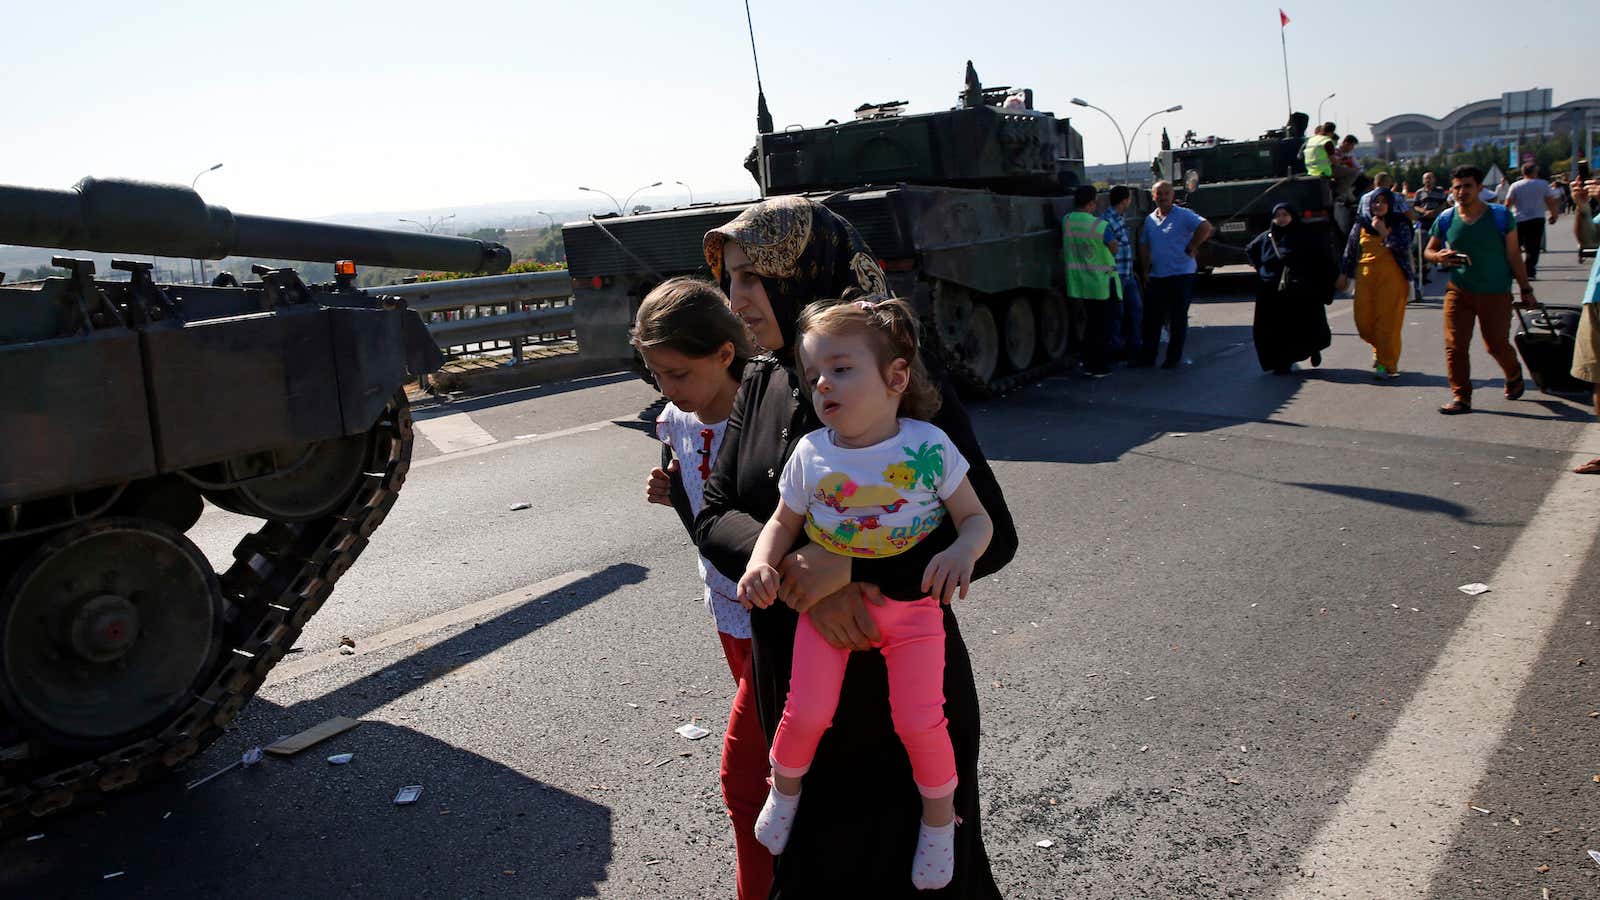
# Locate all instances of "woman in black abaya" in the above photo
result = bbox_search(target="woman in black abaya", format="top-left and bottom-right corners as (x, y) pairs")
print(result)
(695, 196), (1016, 898)
(1246, 202), (1336, 374)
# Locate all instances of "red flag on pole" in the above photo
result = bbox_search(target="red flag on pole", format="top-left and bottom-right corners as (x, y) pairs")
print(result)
(1280, 8), (1290, 26)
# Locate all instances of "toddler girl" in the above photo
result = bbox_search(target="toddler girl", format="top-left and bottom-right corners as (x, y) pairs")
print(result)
(635, 277), (771, 899)
(736, 295), (993, 891)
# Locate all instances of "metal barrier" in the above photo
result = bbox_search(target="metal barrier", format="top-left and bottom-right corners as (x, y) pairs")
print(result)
(374, 269), (576, 362)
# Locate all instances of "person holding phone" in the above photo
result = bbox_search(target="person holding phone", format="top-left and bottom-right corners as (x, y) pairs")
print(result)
(1424, 165), (1537, 415)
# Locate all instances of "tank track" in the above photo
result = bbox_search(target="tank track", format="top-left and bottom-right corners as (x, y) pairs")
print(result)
(921, 285), (1071, 400)
(0, 394), (414, 828)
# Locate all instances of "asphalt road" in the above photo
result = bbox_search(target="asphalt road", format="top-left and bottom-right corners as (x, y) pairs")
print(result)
(2, 230), (1597, 899)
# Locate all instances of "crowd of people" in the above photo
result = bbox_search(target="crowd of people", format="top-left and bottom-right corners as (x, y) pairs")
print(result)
(622, 153), (1598, 897)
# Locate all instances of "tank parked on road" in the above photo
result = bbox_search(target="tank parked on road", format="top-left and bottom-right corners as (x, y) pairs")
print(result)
(1154, 113), (1340, 274)
(565, 63), (1134, 396)
(0, 177), (509, 826)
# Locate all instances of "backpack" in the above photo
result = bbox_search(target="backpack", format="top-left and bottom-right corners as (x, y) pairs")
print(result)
(1434, 203), (1512, 238)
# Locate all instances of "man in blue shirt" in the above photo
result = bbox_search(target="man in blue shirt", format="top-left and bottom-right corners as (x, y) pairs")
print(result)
(1136, 181), (1214, 368)
(1571, 175), (1600, 474)
(1099, 185), (1141, 361)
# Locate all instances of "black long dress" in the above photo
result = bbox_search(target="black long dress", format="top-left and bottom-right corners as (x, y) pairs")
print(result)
(696, 356), (1018, 899)
(1246, 221), (1335, 372)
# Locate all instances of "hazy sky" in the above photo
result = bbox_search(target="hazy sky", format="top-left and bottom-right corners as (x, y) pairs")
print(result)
(3, 0), (1588, 220)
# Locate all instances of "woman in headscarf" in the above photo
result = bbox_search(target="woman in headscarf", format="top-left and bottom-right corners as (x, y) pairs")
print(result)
(1338, 187), (1414, 379)
(696, 196), (1016, 898)
(1246, 202), (1337, 374)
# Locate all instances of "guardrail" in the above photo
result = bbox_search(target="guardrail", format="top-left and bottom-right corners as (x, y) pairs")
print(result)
(374, 269), (575, 363)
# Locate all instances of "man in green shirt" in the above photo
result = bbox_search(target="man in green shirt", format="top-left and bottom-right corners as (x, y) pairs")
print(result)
(1063, 184), (1118, 377)
(1424, 164), (1537, 414)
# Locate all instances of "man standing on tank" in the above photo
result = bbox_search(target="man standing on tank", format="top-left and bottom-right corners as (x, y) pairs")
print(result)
(1100, 185), (1142, 362)
(1136, 181), (1214, 369)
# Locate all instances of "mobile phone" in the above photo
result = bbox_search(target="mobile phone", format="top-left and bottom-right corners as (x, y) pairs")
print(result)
(1579, 159), (1591, 181)
(1450, 251), (1472, 267)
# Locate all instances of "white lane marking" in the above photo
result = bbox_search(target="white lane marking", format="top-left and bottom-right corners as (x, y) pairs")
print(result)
(412, 411), (497, 454)
(1280, 451), (1600, 898)
(264, 569), (591, 687)
(410, 418), (614, 469)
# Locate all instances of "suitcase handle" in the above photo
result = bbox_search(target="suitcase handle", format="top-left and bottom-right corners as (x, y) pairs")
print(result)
(1515, 304), (1559, 335)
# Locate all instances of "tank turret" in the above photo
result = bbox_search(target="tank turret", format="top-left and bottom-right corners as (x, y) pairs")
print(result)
(750, 62), (1085, 197)
(0, 177), (511, 274)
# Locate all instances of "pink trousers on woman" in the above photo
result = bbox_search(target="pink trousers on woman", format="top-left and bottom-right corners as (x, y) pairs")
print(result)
(769, 595), (958, 798)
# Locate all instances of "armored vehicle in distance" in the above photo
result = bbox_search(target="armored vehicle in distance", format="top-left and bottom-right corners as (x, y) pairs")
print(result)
(0, 177), (509, 825)
(565, 63), (1109, 396)
(1155, 113), (1339, 272)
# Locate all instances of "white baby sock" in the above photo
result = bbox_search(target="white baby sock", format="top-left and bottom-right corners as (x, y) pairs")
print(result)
(910, 819), (955, 890)
(753, 784), (800, 855)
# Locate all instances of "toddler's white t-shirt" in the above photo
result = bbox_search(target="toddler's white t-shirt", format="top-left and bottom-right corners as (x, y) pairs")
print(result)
(778, 419), (970, 559)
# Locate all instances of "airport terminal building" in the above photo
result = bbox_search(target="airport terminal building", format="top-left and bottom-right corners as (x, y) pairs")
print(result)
(1370, 89), (1600, 158)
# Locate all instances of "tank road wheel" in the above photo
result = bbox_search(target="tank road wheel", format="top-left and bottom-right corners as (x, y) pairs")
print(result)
(0, 518), (224, 749)
(1033, 293), (1070, 363)
(962, 305), (1001, 384)
(1000, 296), (1037, 372)
(207, 432), (373, 522)
(931, 281), (976, 350)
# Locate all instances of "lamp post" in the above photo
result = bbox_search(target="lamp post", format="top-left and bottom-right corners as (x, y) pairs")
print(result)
(578, 186), (623, 215)
(534, 210), (556, 231)
(398, 214), (455, 233)
(674, 180), (695, 205)
(1070, 99), (1182, 186)
(189, 163), (223, 283)
(1316, 92), (1336, 126)
(623, 181), (664, 213)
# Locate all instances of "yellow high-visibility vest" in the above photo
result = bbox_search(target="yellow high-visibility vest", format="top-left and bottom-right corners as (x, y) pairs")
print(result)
(1302, 136), (1333, 177)
(1063, 211), (1116, 300)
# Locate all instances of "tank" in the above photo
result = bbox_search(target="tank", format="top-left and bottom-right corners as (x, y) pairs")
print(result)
(1154, 113), (1341, 271)
(0, 177), (510, 826)
(564, 62), (1125, 396)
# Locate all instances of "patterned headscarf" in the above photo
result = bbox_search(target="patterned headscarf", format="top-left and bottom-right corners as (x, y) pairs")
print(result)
(703, 196), (888, 350)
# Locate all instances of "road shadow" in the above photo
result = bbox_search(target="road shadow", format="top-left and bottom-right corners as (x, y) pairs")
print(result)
(0, 563), (649, 900)
(981, 324), (1306, 465)
(413, 371), (638, 421)
(1286, 482), (1474, 521)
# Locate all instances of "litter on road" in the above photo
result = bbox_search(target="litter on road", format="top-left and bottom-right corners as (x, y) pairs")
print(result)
(1589, 849), (1600, 867)
(508, 502), (532, 511)
(394, 785), (423, 805)
(675, 723), (710, 740)
(186, 746), (263, 790)
(327, 753), (355, 765)
(266, 716), (361, 756)
(1458, 583), (1491, 596)
(1035, 839), (1054, 848)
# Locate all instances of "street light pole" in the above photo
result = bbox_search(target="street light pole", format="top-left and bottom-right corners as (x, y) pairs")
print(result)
(674, 180), (695, 205)
(398, 214), (456, 233)
(578, 186), (623, 215)
(1071, 99), (1182, 186)
(535, 210), (556, 231)
(190, 163), (223, 283)
(623, 181), (664, 213)
(1316, 92), (1336, 126)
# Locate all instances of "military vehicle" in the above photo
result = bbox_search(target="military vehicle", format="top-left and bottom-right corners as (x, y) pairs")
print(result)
(565, 62), (1121, 396)
(1154, 112), (1340, 273)
(0, 177), (510, 825)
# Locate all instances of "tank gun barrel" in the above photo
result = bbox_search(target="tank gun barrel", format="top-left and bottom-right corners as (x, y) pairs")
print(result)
(0, 177), (512, 274)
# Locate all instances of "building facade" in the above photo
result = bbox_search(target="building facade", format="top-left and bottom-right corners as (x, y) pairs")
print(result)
(1370, 90), (1600, 159)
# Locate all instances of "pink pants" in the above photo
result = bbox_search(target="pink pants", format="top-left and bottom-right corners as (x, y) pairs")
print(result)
(769, 595), (957, 798)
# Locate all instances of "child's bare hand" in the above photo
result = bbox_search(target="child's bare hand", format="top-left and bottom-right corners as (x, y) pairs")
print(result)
(737, 564), (780, 609)
(921, 549), (975, 604)
(646, 459), (679, 506)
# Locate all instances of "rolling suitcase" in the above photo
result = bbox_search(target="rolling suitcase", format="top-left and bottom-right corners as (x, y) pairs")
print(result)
(1514, 304), (1593, 395)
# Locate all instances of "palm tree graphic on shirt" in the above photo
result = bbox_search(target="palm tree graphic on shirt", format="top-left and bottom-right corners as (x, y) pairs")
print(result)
(901, 442), (945, 491)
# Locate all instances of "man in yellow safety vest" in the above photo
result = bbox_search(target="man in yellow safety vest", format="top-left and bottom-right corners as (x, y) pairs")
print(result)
(1302, 121), (1335, 178)
(1064, 183), (1119, 376)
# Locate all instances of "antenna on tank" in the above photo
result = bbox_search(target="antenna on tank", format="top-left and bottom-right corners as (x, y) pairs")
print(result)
(744, 0), (773, 133)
